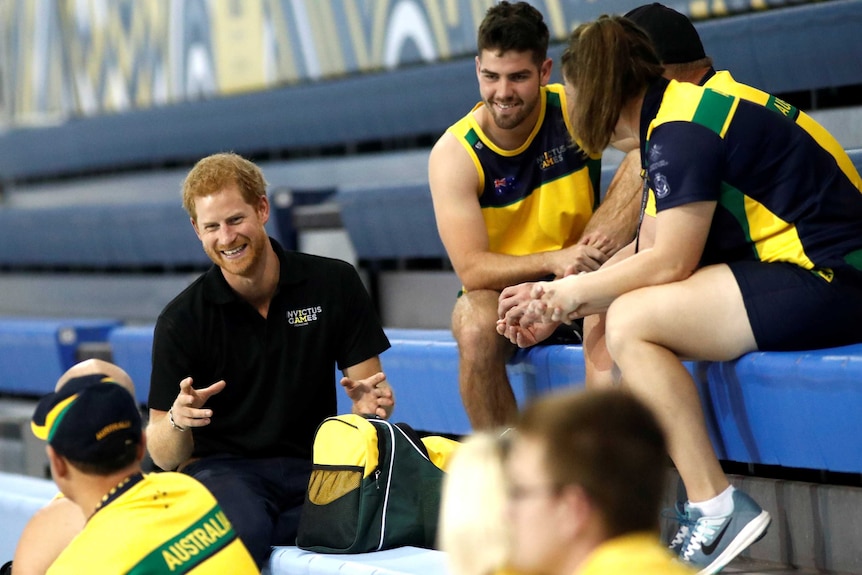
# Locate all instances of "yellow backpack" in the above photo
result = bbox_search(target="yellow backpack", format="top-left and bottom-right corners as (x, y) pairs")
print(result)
(296, 414), (458, 553)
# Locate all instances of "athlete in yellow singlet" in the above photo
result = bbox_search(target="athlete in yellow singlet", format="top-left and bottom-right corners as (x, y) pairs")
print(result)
(429, 2), (641, 430)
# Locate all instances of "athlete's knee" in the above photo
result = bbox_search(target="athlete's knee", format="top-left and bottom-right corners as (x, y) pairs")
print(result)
(604, 294), (649, 362)
(452, 292), (505, 350)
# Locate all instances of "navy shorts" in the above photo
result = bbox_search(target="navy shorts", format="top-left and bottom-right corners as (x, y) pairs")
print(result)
(183, 454), (312, 567)
(729, 260), (862, 351)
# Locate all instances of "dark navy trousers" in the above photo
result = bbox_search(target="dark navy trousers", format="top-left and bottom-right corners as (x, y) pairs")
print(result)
(183, 455), (312, 568)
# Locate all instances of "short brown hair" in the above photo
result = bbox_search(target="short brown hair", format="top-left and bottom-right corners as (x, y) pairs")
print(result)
(477, 1), (549, 67)
(561, 15), (663, 155)
(517, 388), (668, 537)
(68, 441), (139, 476)
(182, 152), (268, 220)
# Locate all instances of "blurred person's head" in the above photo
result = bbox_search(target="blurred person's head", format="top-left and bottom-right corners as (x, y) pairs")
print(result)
(439, 430), (514, 575)
(560, 15), (663, 155)
(506, 388), (667, 575)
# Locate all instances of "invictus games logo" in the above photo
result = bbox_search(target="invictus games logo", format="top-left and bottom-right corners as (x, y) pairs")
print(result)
(287, 306), (322, 326)
(536, 144), (567, 169)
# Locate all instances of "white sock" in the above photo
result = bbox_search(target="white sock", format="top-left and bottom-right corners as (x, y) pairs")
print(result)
(689, 485), (736, 518)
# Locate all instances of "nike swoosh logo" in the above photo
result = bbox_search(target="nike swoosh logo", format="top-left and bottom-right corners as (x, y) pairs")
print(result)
(701, 521), (731, 555)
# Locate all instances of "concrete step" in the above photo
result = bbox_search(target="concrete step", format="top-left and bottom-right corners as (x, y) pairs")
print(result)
(726, 557), (843, 574)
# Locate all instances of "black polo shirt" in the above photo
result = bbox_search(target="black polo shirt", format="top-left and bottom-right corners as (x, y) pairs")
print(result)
(149, 239), (390, 461)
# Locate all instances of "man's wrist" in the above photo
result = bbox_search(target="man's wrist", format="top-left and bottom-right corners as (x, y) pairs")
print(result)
(169, 408), (186, 432)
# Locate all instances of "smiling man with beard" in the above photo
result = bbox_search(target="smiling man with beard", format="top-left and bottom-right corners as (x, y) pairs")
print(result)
(146, 152), (395, 569)
(428, 1), (640, 431)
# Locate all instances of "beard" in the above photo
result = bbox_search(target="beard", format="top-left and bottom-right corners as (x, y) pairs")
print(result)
(488, 97), (537, 130)
(204, 233), (265, 278)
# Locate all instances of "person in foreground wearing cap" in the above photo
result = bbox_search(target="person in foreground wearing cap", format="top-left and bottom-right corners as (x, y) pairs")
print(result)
(11, 359), (138, 575)
(30, 371), (258, 574)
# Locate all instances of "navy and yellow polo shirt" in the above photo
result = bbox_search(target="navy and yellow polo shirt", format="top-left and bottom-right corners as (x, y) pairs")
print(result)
(447, 83), (600, 256)
(641, 77), (862, 276)
(643, 70), (862, 217)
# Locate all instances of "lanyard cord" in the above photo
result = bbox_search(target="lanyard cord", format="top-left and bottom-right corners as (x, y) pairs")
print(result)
(634, 168), (649, 254)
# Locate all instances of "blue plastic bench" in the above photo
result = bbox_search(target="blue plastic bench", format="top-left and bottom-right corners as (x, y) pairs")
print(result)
(334, 330), (586, 436)
(691, 344), (862, 473)
(335, 183), (447, 261)
(108, 324), (157, 405)
(366, 331), (862, 475)
(0, 318), (122, 396)
(102, 324), (862, 473)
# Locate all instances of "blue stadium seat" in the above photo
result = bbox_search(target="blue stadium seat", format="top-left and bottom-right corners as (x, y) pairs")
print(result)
(104, 325), (862, 473)
(108, 325), (156, 405)
(0, 318), (122, 396)
(0, 203), (208, 269)
(335, 183), (447, 261)
(0, 202), (285, 271)
(692, 344), (862, 474)
(75, 320), (862, 475)
(350, 331), (862, 475)
(338, 333), (585, 436)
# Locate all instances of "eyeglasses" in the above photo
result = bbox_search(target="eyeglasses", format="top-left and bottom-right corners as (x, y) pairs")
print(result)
(507, 482), (562, 502)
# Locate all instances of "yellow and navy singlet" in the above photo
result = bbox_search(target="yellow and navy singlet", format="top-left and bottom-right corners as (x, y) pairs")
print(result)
(640, 77), (862, 276)
(47, 472), (258, 574)
(643, 69), (862, 217)
(447, 83), (600, 256)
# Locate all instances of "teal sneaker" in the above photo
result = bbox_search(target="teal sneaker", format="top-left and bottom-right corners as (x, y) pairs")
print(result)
(680, 490), (771, 574)
(663, 501), (695, 554)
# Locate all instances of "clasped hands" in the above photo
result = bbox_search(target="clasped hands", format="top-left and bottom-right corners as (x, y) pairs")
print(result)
(496, 274), (584, 348)
(495, 239), (608, 347)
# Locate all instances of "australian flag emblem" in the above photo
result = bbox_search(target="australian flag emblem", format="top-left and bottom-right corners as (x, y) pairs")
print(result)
(494, 176), (515, 196)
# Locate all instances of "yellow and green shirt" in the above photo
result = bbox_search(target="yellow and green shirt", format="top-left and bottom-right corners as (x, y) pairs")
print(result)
(447, 83), (600, 257)
(641, 77), (862, 276)
(644, 70), (862, 220)
(47, 472), (258, 574)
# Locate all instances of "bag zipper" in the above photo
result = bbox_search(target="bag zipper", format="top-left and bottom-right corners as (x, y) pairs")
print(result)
(369, 419), (396, 551)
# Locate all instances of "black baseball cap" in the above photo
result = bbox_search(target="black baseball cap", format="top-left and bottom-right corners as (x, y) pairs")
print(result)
(625, 3), (706, 64)
(31, 374), (142, 464)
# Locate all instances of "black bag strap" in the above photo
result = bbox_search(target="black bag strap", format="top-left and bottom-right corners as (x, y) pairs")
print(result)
(363, 415), (432, 459)
(394, 421), (432, 459)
